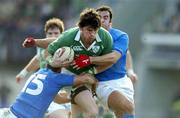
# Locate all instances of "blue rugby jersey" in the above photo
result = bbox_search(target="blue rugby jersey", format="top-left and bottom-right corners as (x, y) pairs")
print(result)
(10, 68), (74, 118)
(96, 28), (129, 81)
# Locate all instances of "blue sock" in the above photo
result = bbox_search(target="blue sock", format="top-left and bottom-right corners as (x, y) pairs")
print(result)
(122, 114), (135, 118)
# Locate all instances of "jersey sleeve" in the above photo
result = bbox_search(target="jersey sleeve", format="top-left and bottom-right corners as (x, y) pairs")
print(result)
(55, 73), (75, 87)
(113, 33), (129, 56)
(48, 28), (77, 55)
(48, 34), (67, 55)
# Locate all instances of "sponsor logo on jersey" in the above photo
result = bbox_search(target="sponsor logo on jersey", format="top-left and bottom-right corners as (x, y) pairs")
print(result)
(92, 46), (100, 53)
(72, 46), (83, 51)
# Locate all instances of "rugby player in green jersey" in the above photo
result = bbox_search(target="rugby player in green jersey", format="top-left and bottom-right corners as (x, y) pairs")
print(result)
(16, 18), (64, 83)
(16, 18), (72, 118)
(23, 8), (113, 118)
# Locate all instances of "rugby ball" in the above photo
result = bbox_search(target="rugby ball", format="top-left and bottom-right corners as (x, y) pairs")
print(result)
(50, 46), (74, 67)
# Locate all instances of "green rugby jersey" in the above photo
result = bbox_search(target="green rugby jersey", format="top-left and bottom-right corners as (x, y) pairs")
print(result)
(48, 27), (113, 74)
(36, 48), (48, 68)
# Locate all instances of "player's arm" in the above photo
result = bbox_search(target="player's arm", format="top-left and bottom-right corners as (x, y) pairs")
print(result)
(126, 50), (133, 71)
(16, 55), (40, 83)
(72, 50), (120, 73)
(90, 33), (129, 73)
(35, 38), (55, 48)
(91, 33), (128, 65)
(54, 74), (97, 104)
(73, 74), (97, 86)
(126, 50), (138, 84)
(90, 50), (121, 66)
(22, 37), (56, 49)
(54, 92), (70, 104)
(83, 51), (120, 74)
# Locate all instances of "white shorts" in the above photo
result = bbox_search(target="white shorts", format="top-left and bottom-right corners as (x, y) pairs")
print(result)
(96, 75), (134, 108)
(46, 102), (71, 115)
(0, 108), (17, 118)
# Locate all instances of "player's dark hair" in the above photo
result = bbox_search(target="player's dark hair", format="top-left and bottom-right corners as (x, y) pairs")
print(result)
(77, 8), (101, 30)
(96, 5), (113, 22)
(47, 64), (61, 73)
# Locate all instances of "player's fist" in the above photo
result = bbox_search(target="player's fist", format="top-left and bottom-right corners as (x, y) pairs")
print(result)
(127, 69), (138, 84)
(22, 37), (35, 48)
(72, 54), (91, 69)
(15, 69), (28, 84)
(15, 76), (24, 84)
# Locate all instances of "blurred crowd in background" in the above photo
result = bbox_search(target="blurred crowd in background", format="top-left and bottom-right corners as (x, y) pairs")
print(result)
(148, 1), (180, 33)
(0, 0), (97, 63)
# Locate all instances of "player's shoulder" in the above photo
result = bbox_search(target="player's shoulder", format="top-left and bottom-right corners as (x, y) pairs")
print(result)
(37, 68), (58, 80)
(109, 28), (128, 39)
(36, 68), (49, 74)
(110, 28), (127, 36)
(98, 27), (112, 39)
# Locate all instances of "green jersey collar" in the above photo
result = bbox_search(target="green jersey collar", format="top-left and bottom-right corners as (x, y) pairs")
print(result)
(74, 30), (102, 42)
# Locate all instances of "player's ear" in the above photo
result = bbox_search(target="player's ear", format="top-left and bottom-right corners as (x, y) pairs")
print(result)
(109, 22), (112, 27)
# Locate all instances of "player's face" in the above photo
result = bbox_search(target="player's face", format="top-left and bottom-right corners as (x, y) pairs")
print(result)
(80, 26), (98, 44)
(98, 11), (111, 30)
(46, 27), (61, 38)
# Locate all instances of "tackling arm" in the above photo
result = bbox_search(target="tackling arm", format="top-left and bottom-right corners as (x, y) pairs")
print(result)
(85, 51), (121, 74)
(16, 55), (40, 83)
(73, 74), (97, 86)
(22, 37), (56, 49)
(54, 92), (70, 104)
(73, 51), (121, 74)
(90, 50), (121, 66)
(24, 55), (40, 71)
(34, 38), (56, 48)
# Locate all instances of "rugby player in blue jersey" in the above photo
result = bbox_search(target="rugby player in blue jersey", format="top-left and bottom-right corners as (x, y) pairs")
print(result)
(92, 6), (135, 118)
(0, 48), (97, 118)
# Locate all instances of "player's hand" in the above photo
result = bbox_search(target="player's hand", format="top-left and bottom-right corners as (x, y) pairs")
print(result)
(15, 69), (28, 84)
(15, 75), (24, 84)
(50, 58), (72, 68)
(72, 54), (91, 69)
(82, 73), (97, 85)
(127, 69), (138, 84)
(22, 37), (35, 48)
(60, 60), (73, 68)
(58, 91), (71, 102)
(54, 91), (71, 104)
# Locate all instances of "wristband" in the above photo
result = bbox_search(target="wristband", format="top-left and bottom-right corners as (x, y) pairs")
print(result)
(19, 69), (29, 78)
(127, 69), (134, 76)
(87, 67), (97, 75)
(92, 67), (97, 74)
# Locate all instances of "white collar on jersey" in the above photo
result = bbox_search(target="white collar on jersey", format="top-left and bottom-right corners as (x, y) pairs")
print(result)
(74, 30), (102, 42)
